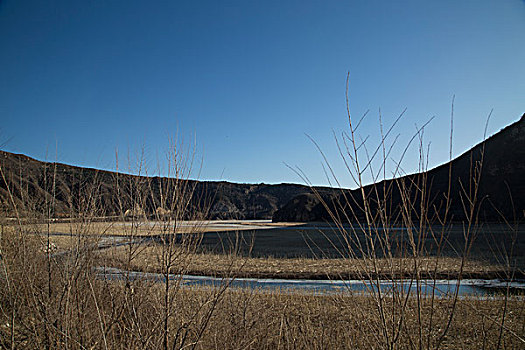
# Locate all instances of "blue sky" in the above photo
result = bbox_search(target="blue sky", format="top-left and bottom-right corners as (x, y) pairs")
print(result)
(1, 0), (524, 187)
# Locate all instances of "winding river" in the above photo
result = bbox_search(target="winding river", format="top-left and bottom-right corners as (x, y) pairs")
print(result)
(96, 267), (525, 297)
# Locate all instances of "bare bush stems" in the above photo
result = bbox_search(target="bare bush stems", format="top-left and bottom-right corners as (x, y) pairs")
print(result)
(1, 150), (106, 348)
(0, 134), (261, 348)
(300, 76), (522, 349)
(109, 138), (242, 349)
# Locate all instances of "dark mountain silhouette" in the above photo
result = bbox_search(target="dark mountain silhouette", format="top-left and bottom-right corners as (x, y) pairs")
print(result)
(0, 150), (335, 220)
(273, 113), (525, 223)
(1, 114), (523, 222)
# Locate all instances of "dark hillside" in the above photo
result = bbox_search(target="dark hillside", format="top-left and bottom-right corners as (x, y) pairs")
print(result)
(0, 151), (335, 220)
(273, 113), (525, 223)
(1, 114), (523, 222)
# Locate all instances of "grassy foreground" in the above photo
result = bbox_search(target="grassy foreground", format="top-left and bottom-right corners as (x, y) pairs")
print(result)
(1, 221), (523, 349)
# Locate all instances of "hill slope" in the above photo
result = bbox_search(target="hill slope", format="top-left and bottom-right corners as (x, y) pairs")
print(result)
(0, 152), (335, 220)
(273, 113), (525, 223)
(1, 114), (523, 222)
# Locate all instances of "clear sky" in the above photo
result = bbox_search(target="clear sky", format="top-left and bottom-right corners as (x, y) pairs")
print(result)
(1, 0), (524, 187)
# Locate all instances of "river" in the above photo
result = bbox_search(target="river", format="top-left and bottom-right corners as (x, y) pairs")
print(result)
(96, 267), (525, 297)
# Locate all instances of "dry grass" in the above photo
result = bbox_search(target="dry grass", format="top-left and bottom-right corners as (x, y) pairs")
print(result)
(19, 220), (299, 238)
(101, 243), (510, 280)
(4, 265), (522, 350)
(187, 288), (525, 349)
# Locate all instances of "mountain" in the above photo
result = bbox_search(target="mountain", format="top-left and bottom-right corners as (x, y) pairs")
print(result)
(0, 150), (337, 220)
(273, 113), (525, 223)
(2, 114), (523, 223)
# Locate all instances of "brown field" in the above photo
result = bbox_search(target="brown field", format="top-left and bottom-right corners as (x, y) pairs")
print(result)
(2, 223), (524, 349)
(101, 243), (511, 280)
(90, 283), (525, 349)
(42, 219), (302, 236)
(195, 289), (525, 349)
(3, 215), (524, 349)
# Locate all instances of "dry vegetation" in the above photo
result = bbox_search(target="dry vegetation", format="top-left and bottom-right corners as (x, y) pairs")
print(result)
(1, 227), (524, 350)
(101, 244), (509, 280)
(0, 222), (524, 349)
(29, 220), (296, 238)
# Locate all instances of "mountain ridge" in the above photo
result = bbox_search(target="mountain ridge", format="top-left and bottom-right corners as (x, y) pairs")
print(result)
(273, 113), (525, 223)
(1, 113), (524, 222)
(0, 150), (336, 219)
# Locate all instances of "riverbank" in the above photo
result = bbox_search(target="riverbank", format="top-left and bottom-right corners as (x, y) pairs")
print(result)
(99, 244), (521, 281)
(3, 220), (524, 349)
